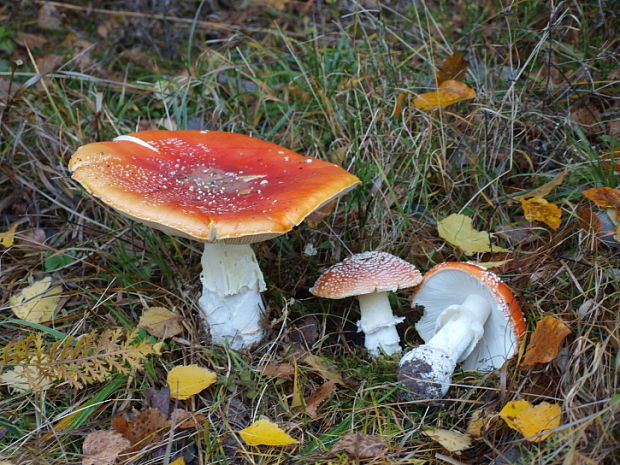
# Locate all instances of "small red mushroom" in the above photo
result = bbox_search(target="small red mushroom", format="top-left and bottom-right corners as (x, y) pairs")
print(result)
(69, 130), (360, 349)
(398, 262), (525, 399)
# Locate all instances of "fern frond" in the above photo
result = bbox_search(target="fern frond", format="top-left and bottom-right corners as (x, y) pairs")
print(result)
(0, 328), (161, 390)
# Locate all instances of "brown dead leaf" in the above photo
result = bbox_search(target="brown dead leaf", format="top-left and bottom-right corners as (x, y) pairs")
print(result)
(514, 171), (567, 201)
(251, 0), (290, 10)
(97, 18), (119, 38)
(17, 228), (47, 248)
(36, 54), (63, 75)
(305, 380), (337, 418)
(260, 363), (295, 380)
(413, 80), (476, 110)
(583, 187), (620, 216)
(37, 4), (62, 31)
(521, 316), (572, 366)
(330, 433), (387, 459)
(82, 430), (130, 465)
(14, 33), (48, 50)
(436, 52), (469, 85)
(169, 408), (206, 429)
(112, 408), (168, 451)
(569, 104), (603, 135)
(520, 197), (562, 230)
(392, 90), (409, 118)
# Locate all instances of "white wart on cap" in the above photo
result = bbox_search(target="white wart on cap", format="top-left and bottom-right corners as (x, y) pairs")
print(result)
(310, 251), (423, 355)
(398, 262), (526, 399)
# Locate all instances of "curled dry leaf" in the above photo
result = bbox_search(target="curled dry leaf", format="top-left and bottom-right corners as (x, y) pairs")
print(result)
(437, 213), (509, 256)
(513, 171), (567, 202)
(305, 380), (337, 418)
(520, 197), (562, 230)
(499, 400), (561, 442)
(167, 365), (217, 400)
(521, 316), (572, 366)
(422, 428), (472, 454)
(138, 306), (183, 339)
(169, 408), (207, 429)
(330, 433), (387, 459)
(82, 430), (130, 465)
(413, 80), (476, 110)
(238, 419), (298, 446)
(9, 276), (62, 323)
(583, 187), (620, 216)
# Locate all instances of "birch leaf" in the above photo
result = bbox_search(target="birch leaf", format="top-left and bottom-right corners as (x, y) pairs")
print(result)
(499, 400), (561, 442)
(438, 214), (509, 255)
(138, 306), (183, 339)
(422, 428), (472, 454)
(167, 365), (217, 400)
(9, 277), (62, 323)
(520, 198), (562, 230)
(0, 223), (19, 247)
(413, 80), (476, 110)
(514, 171), (567, 201)
(238, 419), (298, 446)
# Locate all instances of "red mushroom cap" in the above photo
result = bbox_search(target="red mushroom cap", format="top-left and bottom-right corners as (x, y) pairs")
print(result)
(310, 251), (423, 299)
(69, 130), (360, 242)
(412, 262), (526, 370)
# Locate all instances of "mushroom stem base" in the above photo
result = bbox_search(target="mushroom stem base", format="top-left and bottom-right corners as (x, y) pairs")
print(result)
(357, 292), (404, 356)
(198, 243), (267, 349)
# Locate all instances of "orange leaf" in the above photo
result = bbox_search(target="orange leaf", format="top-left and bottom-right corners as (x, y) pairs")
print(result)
(582, 187), (620, 216)
(521, 316), (572, 366)
(435, 53), (469, 85)
(520, 197), (562, 230)
(413, 80), (476, 110)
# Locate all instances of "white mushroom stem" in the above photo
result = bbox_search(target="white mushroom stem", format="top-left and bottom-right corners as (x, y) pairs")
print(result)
(357, 292), (404, 356)
(198, 243), (266, 349)
(398, 294), (492, 399)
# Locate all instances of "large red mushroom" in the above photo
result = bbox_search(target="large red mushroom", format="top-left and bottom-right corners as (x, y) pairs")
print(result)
(69, 130), (360, 349)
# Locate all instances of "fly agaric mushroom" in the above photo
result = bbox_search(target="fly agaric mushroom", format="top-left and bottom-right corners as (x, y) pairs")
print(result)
(397, 262), (526, 399)
(310, 251), (423, 355)
(69, 130), (359, 349)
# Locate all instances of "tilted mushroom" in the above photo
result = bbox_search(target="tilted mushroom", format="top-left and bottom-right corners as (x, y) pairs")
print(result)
(310, 251), (423, 355)
(69, 130), (359, 349)
(398, 262), (526, 399)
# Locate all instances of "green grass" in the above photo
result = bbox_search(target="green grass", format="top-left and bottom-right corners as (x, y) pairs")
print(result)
(1, 1), (618, 464)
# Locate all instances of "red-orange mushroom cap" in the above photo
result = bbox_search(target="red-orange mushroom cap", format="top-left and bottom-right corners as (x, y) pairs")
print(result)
(69, 130), (360, 243)
(310, 251), (423, 355)
(69, 130), (360, 349)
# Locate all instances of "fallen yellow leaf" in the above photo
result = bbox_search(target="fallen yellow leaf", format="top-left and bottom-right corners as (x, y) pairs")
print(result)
(238, 419), (298, 446)
(499, 400), (561, 442)
(1, 223), (19, 248)
(583, 186), (620, 216)
(520, 197), (562, 230)
(413, 80), (476, 110)
(437, 213), (510, 256)
(138, 306), (183, 339)
(422, 428), (471, 454)
(521, 316), (572, 366)
(469, 259), (512, 269)
(167, 365), (217, 400)
(466, 408), (496, 439)
(9, 276), (62, 323)
(169, 458), (186, 465)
